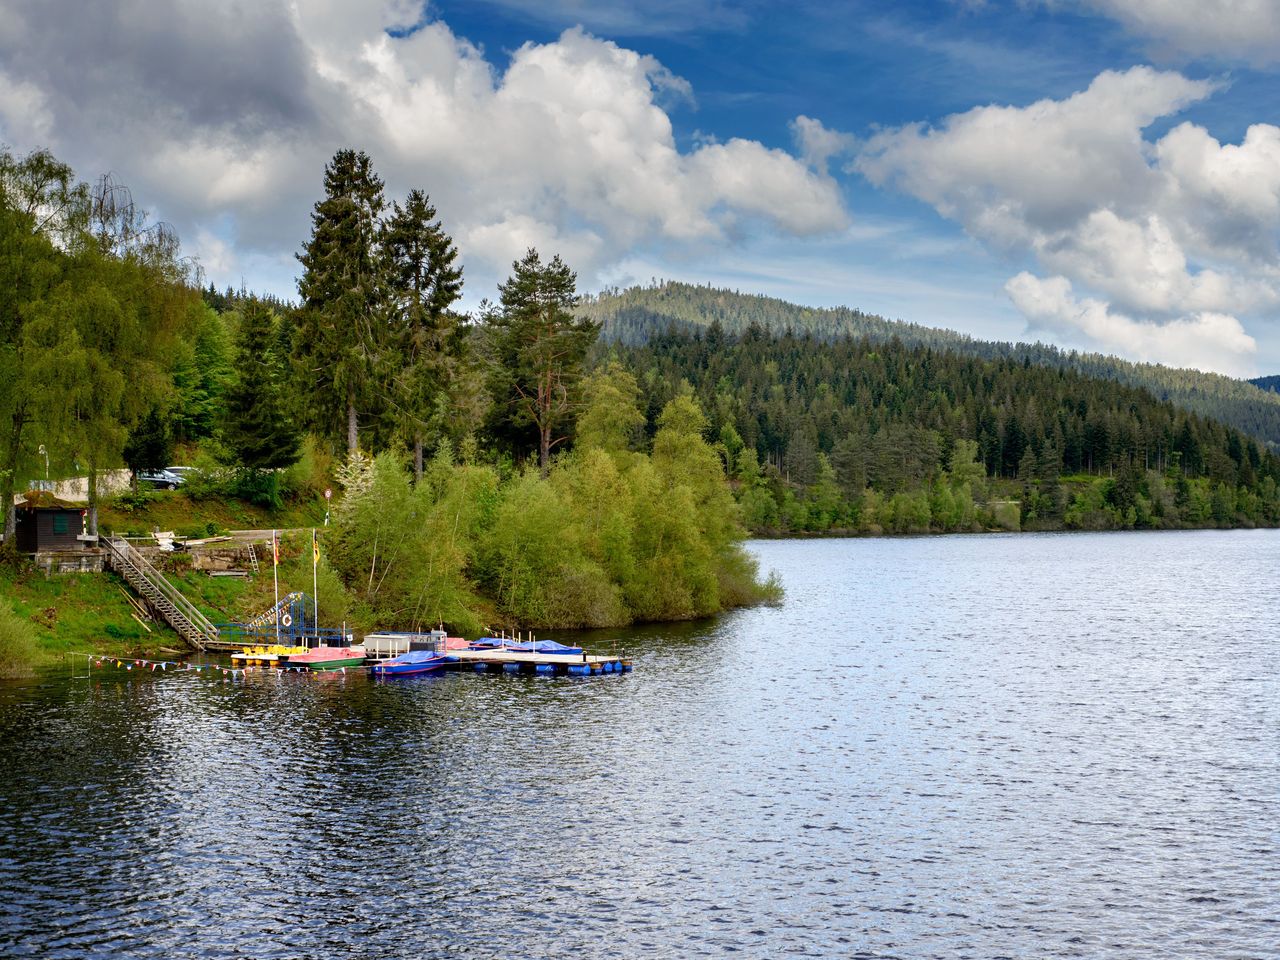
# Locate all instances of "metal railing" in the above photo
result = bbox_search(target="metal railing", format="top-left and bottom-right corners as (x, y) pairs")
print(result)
(103, 536), (219, 650)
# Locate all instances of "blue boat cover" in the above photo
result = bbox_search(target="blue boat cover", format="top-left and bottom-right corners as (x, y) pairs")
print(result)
(506, 640), (584, 655)
(379, 650), (454, 666)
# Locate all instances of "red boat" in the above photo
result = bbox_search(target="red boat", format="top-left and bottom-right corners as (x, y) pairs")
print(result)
(283, 646), (367, 671)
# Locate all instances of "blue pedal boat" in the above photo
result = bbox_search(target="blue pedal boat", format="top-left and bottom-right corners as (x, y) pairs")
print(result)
(369, 650), (456, 677)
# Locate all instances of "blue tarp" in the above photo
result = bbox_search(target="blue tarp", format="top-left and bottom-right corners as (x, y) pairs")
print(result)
(506, 640), (584, 655)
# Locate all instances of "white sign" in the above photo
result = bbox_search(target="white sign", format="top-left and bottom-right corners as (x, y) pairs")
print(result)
(324, 488), (332, 500)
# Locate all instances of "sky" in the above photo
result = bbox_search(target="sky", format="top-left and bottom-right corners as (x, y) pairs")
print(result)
(2, 0), (1279, 376)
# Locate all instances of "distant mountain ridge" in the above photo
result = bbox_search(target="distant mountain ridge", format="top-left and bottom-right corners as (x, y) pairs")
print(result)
(579, 282), (1280, 447)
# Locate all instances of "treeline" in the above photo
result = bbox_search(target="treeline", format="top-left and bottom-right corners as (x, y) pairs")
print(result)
(607, 327), (1280, 534)
(323, 379), (775, 632)
(0, 146), (775, 633)
(580, 281), (1280, 447)
(0, 152), (203, 538)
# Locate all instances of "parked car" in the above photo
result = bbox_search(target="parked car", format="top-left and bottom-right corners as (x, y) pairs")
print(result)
(136, 468), (185, 490)
(165, 466), (198, 480)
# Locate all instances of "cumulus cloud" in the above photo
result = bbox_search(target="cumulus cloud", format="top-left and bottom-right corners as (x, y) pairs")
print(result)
(790, 115), (858, 175)
(1081, 0), (1280, 65)
(0, 1), (846, 296)
(857, 65), (1280, 373)
(1006, 272), (1257, 376)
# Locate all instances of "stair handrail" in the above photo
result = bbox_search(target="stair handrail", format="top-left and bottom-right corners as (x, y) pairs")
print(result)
(104, 536), (219, 647)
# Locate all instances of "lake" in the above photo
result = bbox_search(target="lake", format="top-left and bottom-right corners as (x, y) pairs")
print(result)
(1, 530), (1276, 958)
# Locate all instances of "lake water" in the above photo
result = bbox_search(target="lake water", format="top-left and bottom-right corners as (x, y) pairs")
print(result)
(1, 531), (1276, 958)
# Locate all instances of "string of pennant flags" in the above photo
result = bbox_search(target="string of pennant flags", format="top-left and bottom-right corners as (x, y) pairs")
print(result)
(70, 652), (352, 679)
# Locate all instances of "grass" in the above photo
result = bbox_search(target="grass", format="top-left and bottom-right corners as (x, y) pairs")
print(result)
(0, 563), (178, 674)
(97, 488), (327, 538)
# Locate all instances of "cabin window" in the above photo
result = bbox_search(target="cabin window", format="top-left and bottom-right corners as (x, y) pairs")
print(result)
(52, 514), (69, 534)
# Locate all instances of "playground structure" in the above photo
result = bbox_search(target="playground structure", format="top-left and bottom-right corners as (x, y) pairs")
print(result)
(209, 592), (352, 652)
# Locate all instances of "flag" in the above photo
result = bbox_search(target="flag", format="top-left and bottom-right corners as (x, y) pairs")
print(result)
(313, 531), (320, 565)
(272, 530), (279, 567)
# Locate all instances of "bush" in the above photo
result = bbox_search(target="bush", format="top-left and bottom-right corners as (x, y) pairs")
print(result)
(228, 468), (282, 510)
(0, 596), (41, 678)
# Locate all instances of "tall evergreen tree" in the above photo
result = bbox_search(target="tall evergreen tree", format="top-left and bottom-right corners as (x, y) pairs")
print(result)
(122, 407), (173, 484)
(484, 249), (598, 476)
(380, 189), (464, 481)
(222, 299), (301, 471)
(294, 149), (386, 455)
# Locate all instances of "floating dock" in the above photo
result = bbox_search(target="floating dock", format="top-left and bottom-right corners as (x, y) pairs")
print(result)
(446, 648), (632, 676)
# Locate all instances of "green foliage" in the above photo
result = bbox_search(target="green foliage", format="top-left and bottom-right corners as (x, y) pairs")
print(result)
(122, 407), (173, 476)
(604, 325), (1280, 537)
(576, 362), (646, 455)
(222, 298), (301, 472)
(483, 248), (599, 473)
(327, 452), (486, 634)
(0, 594), (40, 678)
(380, 188), (465, 473)
(294, 149), (386, 453)
(581, 280), (1280, 446)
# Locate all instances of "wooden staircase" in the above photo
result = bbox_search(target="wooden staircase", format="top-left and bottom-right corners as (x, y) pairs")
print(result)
(103, 536), (219, 651)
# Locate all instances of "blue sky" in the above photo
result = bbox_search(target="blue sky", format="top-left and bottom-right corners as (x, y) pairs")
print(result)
(1, 0), (1278, 373)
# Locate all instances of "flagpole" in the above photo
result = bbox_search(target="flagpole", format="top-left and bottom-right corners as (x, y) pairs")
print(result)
(272, 529), (280, 645)
(312, 528), (319, 638)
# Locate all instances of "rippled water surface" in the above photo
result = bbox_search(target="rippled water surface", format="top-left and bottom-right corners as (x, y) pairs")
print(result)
(1, 531), (1277, 958)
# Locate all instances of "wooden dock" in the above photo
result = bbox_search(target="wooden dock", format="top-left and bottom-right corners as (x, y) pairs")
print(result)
(448, 648), (632, 676)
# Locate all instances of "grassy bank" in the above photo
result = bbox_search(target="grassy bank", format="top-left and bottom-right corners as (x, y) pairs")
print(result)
(0, 558), (262, 679)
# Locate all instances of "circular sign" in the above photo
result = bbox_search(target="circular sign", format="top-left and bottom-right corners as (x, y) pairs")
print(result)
(324, 488), (332, 500)
(281, 614), (292, 627)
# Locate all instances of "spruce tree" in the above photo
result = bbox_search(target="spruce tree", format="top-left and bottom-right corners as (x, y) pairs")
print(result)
(294, 149), (386, 454)
(123, 407), (173, 482)
(380, 189), (463, 480)
(222, 298), (301, 471)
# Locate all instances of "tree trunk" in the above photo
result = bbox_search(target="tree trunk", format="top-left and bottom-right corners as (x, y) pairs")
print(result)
(539, 423), (551, 479)
(347, 396), (358, 456)
(414, 433), (424, 484)
(87, 468), (98, 538)
(2, 405), (25, 543)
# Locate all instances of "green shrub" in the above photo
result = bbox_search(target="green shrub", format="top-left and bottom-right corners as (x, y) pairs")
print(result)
(0, 596), (41, 678)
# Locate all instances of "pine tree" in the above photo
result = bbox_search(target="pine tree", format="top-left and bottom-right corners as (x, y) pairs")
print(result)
(380, 189), (463, 480)
(484, 249), (598, 476)
(122, 407), (172, 482)
(294, 149), (386, 454)
(222, 299), (301, 472)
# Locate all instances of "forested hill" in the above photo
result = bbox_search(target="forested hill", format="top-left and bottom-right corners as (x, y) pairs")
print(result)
(1251, 375), (1280, 394)
(611, 326), (1280, 533)
(579, 282), (1280, 447)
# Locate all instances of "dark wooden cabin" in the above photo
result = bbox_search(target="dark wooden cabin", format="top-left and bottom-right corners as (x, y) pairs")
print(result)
(14, 493), (89, 552)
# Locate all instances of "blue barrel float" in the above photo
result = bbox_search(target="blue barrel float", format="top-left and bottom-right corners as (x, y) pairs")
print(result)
(568, 664), (590, 676)
(535, 663), (556, 675)
(474, 662), (487, 672)
(502, 663), (520, 674)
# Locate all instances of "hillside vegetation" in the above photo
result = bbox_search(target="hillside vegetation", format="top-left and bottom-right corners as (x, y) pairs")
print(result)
(608, 327), (1280, 535)
(581, 282), (1280, 446)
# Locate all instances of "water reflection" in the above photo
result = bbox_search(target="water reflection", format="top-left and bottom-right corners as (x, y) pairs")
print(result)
(1, 529), (1276, 958)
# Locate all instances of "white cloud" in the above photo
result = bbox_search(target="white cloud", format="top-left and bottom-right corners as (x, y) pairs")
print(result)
(0, 69), (52, 144)
(857, 65), (1280, 371)
(857, 67), (1218, 248)
(0, 2), (846, 298)
(1006, 272), (1257, 376)
(790, 115), (858, 175)
(1082, 0), (1280, 64)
